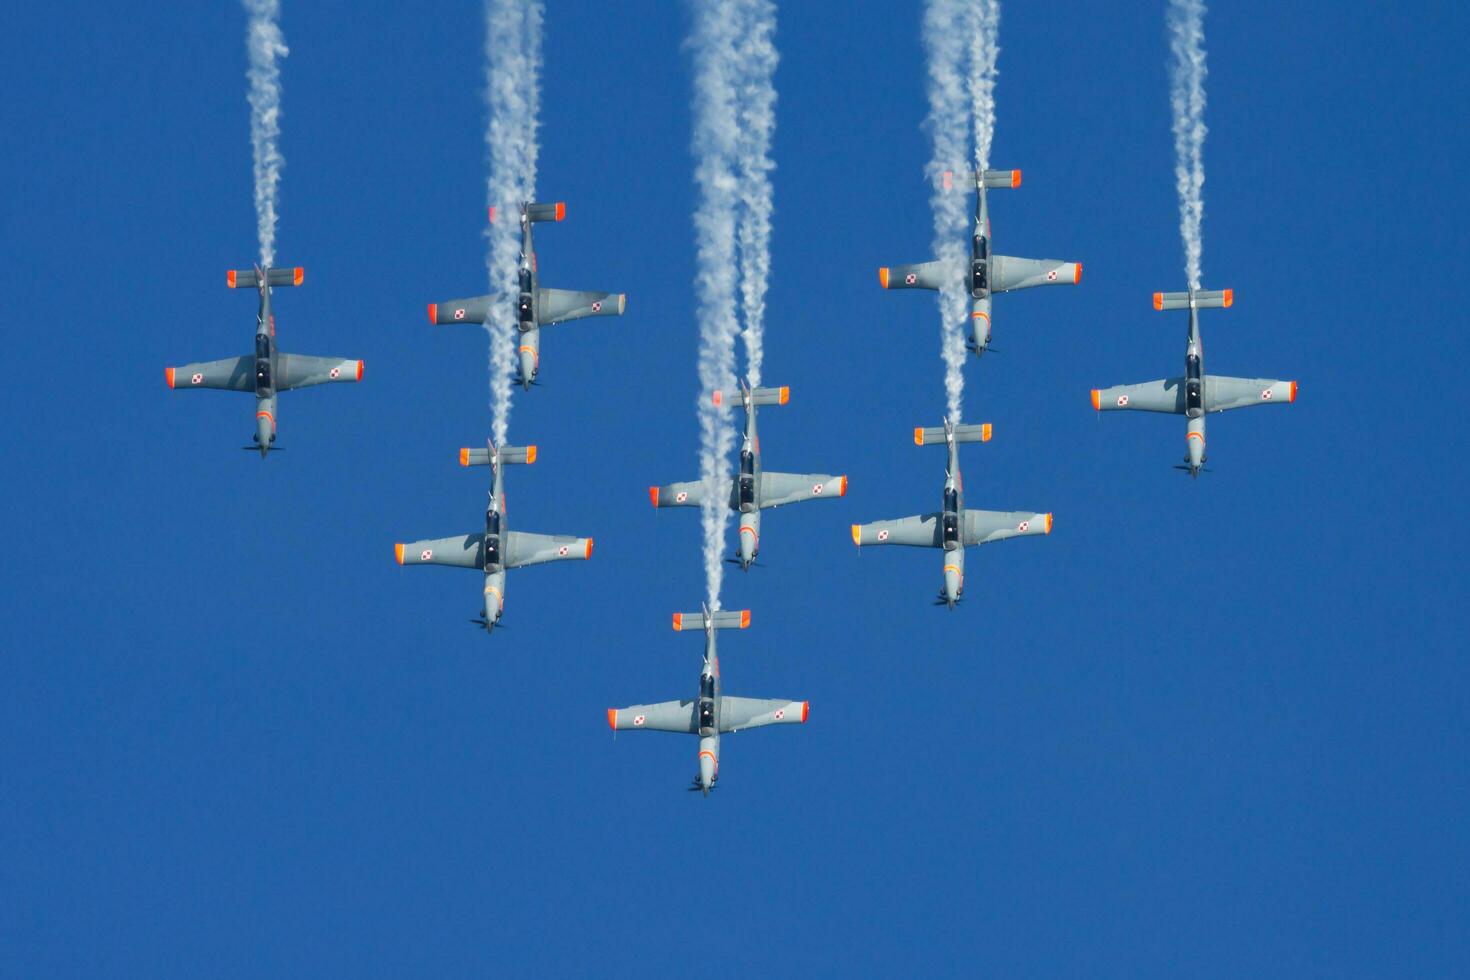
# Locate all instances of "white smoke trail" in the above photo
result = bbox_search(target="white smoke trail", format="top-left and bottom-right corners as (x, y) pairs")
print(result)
(691, 0), (744, 609)
(967, 0), (1001, 174)
(483, 0), (544, 445)
(1168, 0), (1208, 290)
(733, 0), (778, 389)
(923, 0), (972, 423)
(243, 0), (287, 267)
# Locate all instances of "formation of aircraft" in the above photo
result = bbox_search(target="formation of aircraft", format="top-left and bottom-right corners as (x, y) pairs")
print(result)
(851, 420), (1052, 609)
(608, 607), (808, 795)
(164, 265), (363, 456)
(878, 169), (1080, 356)
(427, 201), (626, 388)
(1091, 288), (1298, 477)
(650, 382), (847, 570)
(393, 441), (592, 634)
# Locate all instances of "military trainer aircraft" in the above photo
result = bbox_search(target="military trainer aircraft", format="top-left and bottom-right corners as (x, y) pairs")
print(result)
(164, 265), (363, 457)
(851, 420), (1052, 608)
(649, 382), (847, 570)
(1091, 288), (1298, 477)
(608, 607), (808, 796)
(427, 201), (626, 388)
(393, 441), (592, 634)
(878, 169), (1080, 356)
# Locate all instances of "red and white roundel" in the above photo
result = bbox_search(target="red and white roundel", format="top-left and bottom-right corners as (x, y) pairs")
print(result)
(329, 367), (340, 379)
(675, 491), (689, 503)
(774, 708), (785, 720)
(905, 273), (917, 285)
(557, 545), (569, 556)
(1018, 520), (1030, 533)
(1117, 394), (1130, 407)
(877, 528), (890, 541)
(1046, 269), (1058, 281)
(812, 483), (824, 495)
(633, 714), (646, 726)
(1261, 388), (1273, 400)
(453, 308), (467, 320)
(590, 301), (602, 313)
(421, 549), (433, 561)
(191, 373), (204, 385)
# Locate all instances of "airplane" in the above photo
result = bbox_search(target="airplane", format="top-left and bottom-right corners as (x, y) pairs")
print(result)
(649, 382), (847, 570)
(427, 201), (626, 388)
(878, 168), (1080, 356)
(393, 441), (592, 634)
(164, 265), (363, 457)
(851, 420), (1052, 609)
(1090, 288), (1298, 478)
(607, 607), (808, 796)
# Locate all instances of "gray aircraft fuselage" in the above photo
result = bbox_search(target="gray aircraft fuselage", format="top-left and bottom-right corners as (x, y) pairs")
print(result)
(251, 285), (280, 456)
(479, 459), (511, 632)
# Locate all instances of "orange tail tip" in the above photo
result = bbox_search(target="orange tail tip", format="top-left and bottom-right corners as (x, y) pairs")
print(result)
(1091, 389), (1101, 411)
(1073, 263), (1082, 285)
(355, 360), (364, 381)
(394, 543), (404, 565)
(801, 701), (810, 723)
(851, 524), (862, 546)
(606, 708), (617, 730)
(1222, 288), (1234, 307)
(226, 270), (237, 288)
(914, 427), (925, 446)
(1045, 513), (1054, 534)
(1289, 381), (1298, 402)
(584, 538), (594, 559)
(460, 448), (470, 466)
(778, 386), (790, 405)
(981, 423), (993, 442)
(649, 486), (660, 507)
(487, 206), (498, 223)
(525, 445), (538, 464)
(427, 303), (437, 324)
(878, 267), (890, 289)
(739, 610), (751, 628)
(1153, 292), (1164, 310)
(838, 475), (848, 497)
(164, 367), (175, 388)
(672, 613), (684, 631)
(942, 171), (954, 191)
(292, 267), (304, 286)
(712, 390), (722, 407)
(554, 202), (566, 221)
(1011, 169), (1022, 188)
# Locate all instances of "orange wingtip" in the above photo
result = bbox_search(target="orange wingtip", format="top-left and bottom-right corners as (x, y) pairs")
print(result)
(838, 475), (848, 497)
(914, 427), (925, 446)
(1073, 263), (1082, 285)
(292, 267), (304, 286)
(427, 303), (438, 324)
(942, 170), (954, 191)
(712, 390), (723, 407)
(981, 423), (993, 442)
(1010, 169), (1022, 188)
(672, 613), (684, 631)
(851, 524), (862, 546)
(525, 445), (538, 464)
(584, 538), (594, 559)
(487, 206), (497, 223)
(739, 610), (751, 628)
(801, 701), (810, 723)
(554, 202), (566, 221)
(1091, 389), (1101, 410)
(226, 270), (237, 288)
(1045, 513), (1054, 534)
(649, 486), (660, 507)
(394, 543), (404, 565)
(164, 367), (175, 388)
(355, 360), (364, 381)
(778, 386), (789, 405)
(606, 708), (616, 730)
(1153, 292), (1164, 310)
(460, 448), (470, 466)
(1222, 288), (1234, 308)
(1289, 381), (1298, 402)
(878, 267), (890, 288)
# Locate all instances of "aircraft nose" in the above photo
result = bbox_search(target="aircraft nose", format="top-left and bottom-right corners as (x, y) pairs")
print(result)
(518, 348), (538, 387)
(698, 750), (716, 791)
(943, 564), (962, 604)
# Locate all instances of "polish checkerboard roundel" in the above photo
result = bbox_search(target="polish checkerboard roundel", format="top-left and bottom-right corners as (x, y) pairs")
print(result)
(877, 529), (890, 541)
(453, 308), (466, 320)
(675, 491), (688, 503)
(774, 708), (785, 720)
(421, 549), (433, 561)
(1261, 388), (1273, 400)
(590, 301), (601, 313)
(905, 273), (917, 285)
(1018, 520), (1030, 533)
(1046, 269), (1058, 281)
(329, 367), (340, 379)
(1117, 394), (1129, 407)
(812, 483), (824, 495)
(633, 714), (646, 726)
(191, 373), (203, 385)
(557, 545), (569, 556)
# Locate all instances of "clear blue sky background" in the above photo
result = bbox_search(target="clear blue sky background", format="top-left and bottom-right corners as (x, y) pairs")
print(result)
(3, 0), (1466, 975)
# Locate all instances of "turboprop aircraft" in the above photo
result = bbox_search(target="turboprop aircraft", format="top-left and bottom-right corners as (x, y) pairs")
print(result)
(878, 169), (1080, 356)
(649, 382), (847, 570)
(427, 201), (626, 388)
(1091, 288), (1298, 477)
(608, 607), (808, 796)
(851, 420), (1052, 608)
(164, 265), (363, 457)
(393, 441), (592, 634)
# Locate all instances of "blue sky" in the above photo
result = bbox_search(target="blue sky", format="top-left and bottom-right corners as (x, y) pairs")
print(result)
(3, 0), (1467, 975)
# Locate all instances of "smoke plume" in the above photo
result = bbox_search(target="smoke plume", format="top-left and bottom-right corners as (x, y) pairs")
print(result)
(733, 0), (778, 389)
(1168, 0), (1208, 289)
(244, 0), (287, 267)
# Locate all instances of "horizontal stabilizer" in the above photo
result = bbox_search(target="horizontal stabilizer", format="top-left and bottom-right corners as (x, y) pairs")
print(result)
(461, 444), (537, 466)
(914, 423), (991, 446)
(712, 386), (788, 408)
(942, 169), (1021, 190)
(672, 610), (750, 632)
(228, 266), (303, 289)
(428, 296), (492, 325)
(525, 201), (565, 223)
(1154, 288), (1232, 310)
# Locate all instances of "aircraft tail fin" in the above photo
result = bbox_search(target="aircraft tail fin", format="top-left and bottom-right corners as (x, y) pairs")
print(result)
(943, 169), (1021, 190)
(712, 386), (788, 409)
(672, 610), (750, 632)
(487, 202), (565, 224)
(228, 266), (303, 289)
(914, 423), (991, 446)
(1154, 288), (1233, 311)
(460, 444), (537, 467)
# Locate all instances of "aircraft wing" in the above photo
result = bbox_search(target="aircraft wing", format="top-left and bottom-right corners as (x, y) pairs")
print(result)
(609, 700), (697, 733)
(277, 354), (363, 391)
(880, 260), (946, 290)
(503, 530), (592, 569)
(851, 514), (941, 548)
(991, 255), (1081, 291)
(718, 697), (808, 733)
(963, 509), (1052, 546)
(165, 356), (253, 392)
(537, 288), (625, 326)
(395, 534), (482, 569)
(1205, 376), (1297, 412)
(650, 479), (732, 509)
(758, 472), (847, 509)
(1092, 378), (1185, 414)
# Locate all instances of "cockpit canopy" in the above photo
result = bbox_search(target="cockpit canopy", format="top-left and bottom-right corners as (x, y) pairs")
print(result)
(518, 292), (535, 326)
(972, 234), (989, 261)
(518, 269), (533, 294)
(700, 674), (715, 700)
(255, 359), (272, 391)
(970, 259), (988, 298)
(483, 532), (501, 568)
(255, 334), (272, 359)
(737, 454), (756, 508)
(942, 488), (960, 545)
